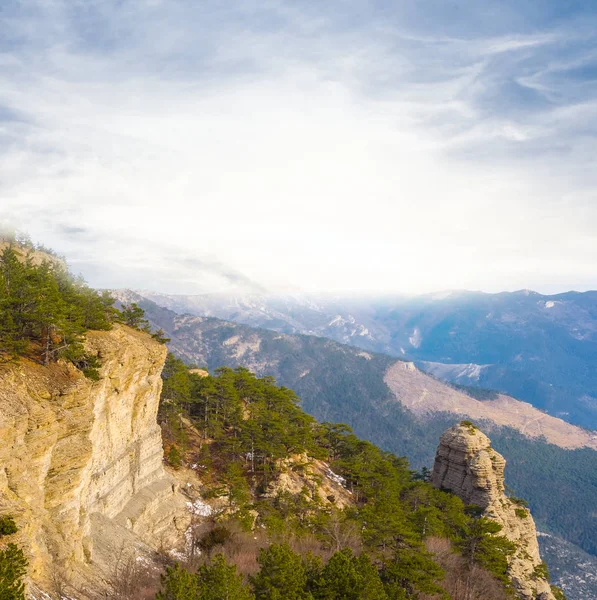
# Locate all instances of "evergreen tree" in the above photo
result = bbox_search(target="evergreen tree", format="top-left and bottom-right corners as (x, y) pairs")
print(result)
(119, 302), (149, 330)
(380, 548), (446, 599)
(456, 517), (516, 586)
(250, 544), (310, 600)
(156, 563), (198, 600)
(0, 243), (121, 372)
(0, 517), (18, 538)
(155, 365), (529, 600)
(197, 554), (254, 600)
(315, 549), (387, 600)
(162, 354), (193, 409)
(0, 543), (27, 600)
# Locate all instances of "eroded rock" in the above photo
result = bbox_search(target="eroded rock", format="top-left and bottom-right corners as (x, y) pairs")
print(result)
(0, 325), (190, 596)
(431, 423), (555, 600)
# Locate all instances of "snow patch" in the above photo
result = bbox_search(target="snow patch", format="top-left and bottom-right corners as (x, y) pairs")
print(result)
(186, 498), (213, 517)
(409, 327), (422, 348)
(324, 466), (350, 491)
(168, 548), (187, 561)
(421, 361), (490, 383)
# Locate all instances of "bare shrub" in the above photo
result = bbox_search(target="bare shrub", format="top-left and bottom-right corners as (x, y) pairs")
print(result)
(48, 561), (69, 600)
(109, 546), (161, 600)
(318, 511), (362, 553)
(422, 537), (508, 600)
(288, 535), (334, 564)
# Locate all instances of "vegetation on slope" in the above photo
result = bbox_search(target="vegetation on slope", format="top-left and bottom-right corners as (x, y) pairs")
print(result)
(156, 357), (566, 600)
(0, 515), (27, 600)
(132, 296), (597, 564)
(0, 237), (166, 377)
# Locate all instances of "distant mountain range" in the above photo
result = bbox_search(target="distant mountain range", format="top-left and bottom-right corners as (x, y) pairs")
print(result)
(114, 290), (597, 565)
(138, 289), (597, 429)
(113, 289), (597, 598)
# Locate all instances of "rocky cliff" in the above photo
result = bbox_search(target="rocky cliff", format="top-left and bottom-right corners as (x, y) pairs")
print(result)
(0, 325), (189, 597)
(431, 423), (555, 600)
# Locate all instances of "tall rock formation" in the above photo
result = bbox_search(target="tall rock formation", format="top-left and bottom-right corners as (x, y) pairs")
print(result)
(431, 423), (555, 600)
(0, 325), (190, 597)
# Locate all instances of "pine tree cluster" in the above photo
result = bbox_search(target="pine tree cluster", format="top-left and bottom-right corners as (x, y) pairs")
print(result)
(0, 245), (117, 373)
(156, 362), (569, 600)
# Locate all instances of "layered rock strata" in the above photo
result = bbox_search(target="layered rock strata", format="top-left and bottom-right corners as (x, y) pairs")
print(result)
(431, 423), (555, 600)
(0, 325), (189, 596)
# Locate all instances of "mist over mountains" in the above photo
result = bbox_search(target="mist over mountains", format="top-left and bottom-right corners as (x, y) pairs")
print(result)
(114, 289), (597, 599)
(138, 289), (597, 429)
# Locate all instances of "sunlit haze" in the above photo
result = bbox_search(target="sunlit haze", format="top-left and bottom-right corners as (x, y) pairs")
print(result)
(1, 1), (596, 295)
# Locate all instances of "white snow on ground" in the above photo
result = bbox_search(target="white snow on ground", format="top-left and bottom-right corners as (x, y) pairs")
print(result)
(455, 363), (484, 380)
(186, 498), (213, 517)
(422, 361), (490, 383)
(328, 315), (346, 326)
(545, 301), (555, 308)
(168, 548), (187, 561)
(409, 327), (422, 348)
(324, 465), (351, 493)
(329, 315), (358, 328)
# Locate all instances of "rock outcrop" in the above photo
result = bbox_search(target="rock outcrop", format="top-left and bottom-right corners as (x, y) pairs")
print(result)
(431, 423), (555, 600)
(0, 325), (190, 597)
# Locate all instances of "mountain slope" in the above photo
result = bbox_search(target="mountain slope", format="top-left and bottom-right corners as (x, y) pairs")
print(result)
(384, 361), (597, 450)
(137, 289), (597, 430)
(116, 291), (597, 569)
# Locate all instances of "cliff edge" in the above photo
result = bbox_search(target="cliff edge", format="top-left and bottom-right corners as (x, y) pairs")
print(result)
(431, 423), (555, 600)
(0, 325), (189, 597)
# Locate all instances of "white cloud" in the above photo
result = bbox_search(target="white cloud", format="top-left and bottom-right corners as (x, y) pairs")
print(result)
(0, 0), (596, 294)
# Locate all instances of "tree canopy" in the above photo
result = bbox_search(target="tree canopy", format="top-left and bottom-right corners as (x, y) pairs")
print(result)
(0, 242), (165, 378)
(156, 363), (568, 600)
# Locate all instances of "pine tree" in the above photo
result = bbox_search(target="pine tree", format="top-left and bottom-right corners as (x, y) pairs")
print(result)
(0, 543), (27, 600)
(250, 544), (310, 600)
(380, 548), (445, 599)
(456, 517), (516, 585)
(119, 302), (149, 330)
(315, 549), (387, 600)
(156, 563), (198, 600)
(197, 554), (254, 600)
(0, 243), (120, 371)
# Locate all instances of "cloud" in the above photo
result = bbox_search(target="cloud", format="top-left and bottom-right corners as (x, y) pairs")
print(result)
(0, 0), (596, 294)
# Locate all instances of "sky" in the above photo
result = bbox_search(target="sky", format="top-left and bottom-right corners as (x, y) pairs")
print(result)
(1, 0), (596, 295)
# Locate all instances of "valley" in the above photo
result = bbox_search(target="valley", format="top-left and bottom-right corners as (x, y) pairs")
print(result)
(115, 291), (597, 599)
(139, 290), (597, 429)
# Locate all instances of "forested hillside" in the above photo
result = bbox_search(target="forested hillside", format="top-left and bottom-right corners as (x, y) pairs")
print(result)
(117, 292), (597, 594)
(156, 359), (564, 600)
(0, 240), (168, 380)
(139, 290), (597, 430)
(0, 243), (115, 374)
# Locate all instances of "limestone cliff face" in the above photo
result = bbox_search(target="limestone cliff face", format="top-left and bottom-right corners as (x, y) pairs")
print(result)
(431, 424), (555, 600)
(0, 325), (189, 596)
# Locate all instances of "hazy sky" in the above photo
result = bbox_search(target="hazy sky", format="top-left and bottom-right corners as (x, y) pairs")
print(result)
(1, 0), (596, 295)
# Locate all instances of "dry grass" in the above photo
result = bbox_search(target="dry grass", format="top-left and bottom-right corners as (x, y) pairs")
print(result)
(384, 360), (597, 451)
